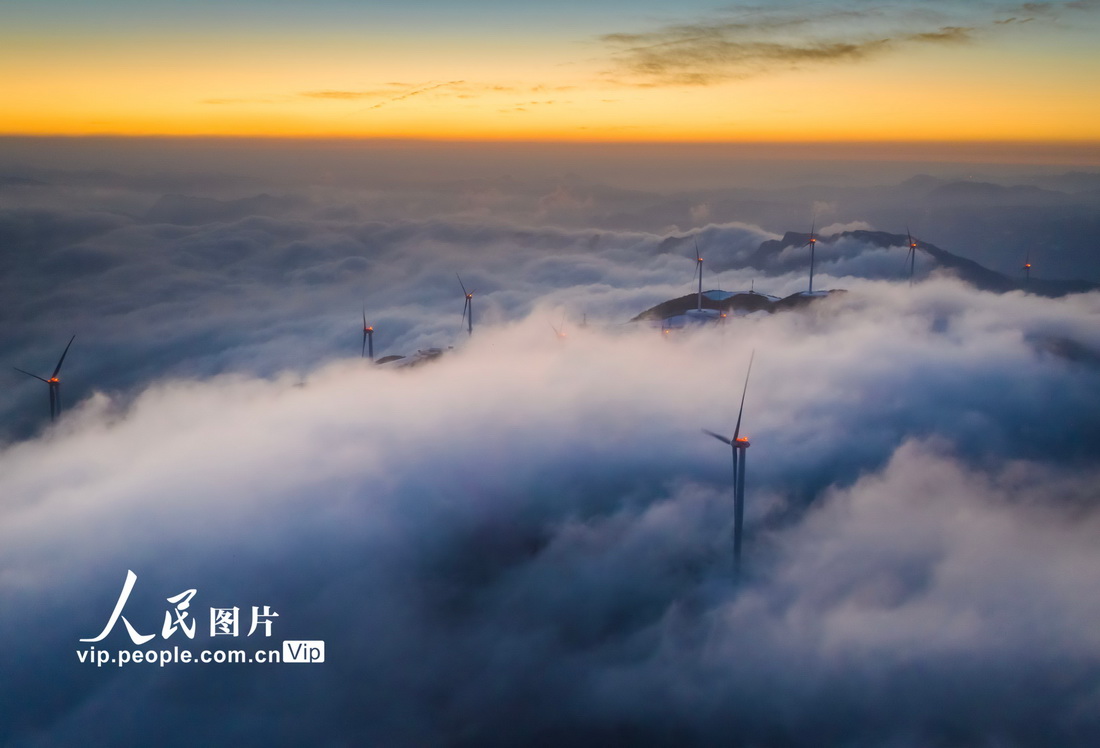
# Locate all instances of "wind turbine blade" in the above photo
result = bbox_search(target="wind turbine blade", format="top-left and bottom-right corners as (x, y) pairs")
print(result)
(456, 273), (468, 296)
(702, 429), (733, 445)
(14, 367), (49, 383)
(733, 350), (755, 441)
(362, 330), (367, 358)
(52, 335), (75, 378)
(462, 297), (469, 323)
(689, 237), (704, 289)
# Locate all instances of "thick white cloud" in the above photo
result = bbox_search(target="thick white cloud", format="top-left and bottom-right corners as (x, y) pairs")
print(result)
(2, 276), (1100, 745)
(2, 154), (1099, 746)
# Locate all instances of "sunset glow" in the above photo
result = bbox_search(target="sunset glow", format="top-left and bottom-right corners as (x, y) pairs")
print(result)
(4, 0), (1100, 143)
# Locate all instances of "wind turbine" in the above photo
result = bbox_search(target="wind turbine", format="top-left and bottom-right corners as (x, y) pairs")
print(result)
(905, 228), (918, 286)
(458, 274), (475, 336)
(550, 313), (567, 340)
(801, 220), (817, 294)
(15, 335), (75, 422)
(361, 308), (374, 361)
(702, 350), (754, 574)
(1023, 251), (1032, 287)
(685, 238), (722, 322)
(692, 238), (704, 312)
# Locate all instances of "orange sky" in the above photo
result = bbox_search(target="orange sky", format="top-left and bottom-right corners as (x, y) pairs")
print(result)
(3, 1), (1099, 143)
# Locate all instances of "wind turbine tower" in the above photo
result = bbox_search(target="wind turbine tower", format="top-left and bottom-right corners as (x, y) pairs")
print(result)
(1023, 251), (1032, 287)
(15, 335), (75, 422)
(362, 309), (374, 360)
(458, 274), (475, 336)
(703, 350), (755, 574)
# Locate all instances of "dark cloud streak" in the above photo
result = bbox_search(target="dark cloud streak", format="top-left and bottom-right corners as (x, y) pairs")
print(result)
(362, 80), (467, 111)
(599, 2), (1018, 86)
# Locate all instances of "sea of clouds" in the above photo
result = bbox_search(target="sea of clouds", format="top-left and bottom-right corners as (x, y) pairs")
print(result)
(1, 156), (1099, 746)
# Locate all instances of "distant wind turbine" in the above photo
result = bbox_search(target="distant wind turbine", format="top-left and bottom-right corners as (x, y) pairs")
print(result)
(905, 228), (919, 286)
(458, 274), (475, 336)
(550, 313), (567, 340)
(801, 220), (818, 294)
(361, 308), (374, 360)
(15, 335), (75, 422)
(1023, 251), (1033, 287)
(703, 350), (755, 574)
(684, 238), (722, 323)
(692, 238), (704, 312)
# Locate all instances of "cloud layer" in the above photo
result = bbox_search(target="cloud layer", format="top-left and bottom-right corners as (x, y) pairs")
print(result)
(1, 152), (1100, 745)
